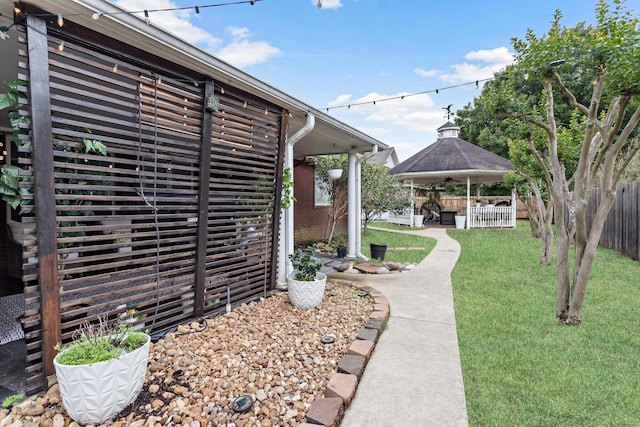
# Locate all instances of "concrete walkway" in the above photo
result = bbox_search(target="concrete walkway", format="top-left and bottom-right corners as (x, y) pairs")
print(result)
(339, 227), (468, 427)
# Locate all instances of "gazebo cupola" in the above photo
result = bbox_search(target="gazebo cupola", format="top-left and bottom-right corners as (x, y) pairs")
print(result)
(437, 121), (460, 139)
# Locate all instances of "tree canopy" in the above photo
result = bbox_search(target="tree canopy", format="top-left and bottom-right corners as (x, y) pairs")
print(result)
(465, 0), (640, 324)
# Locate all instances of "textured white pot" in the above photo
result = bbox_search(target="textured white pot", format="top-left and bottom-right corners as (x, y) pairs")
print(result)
(54, 334), (150, 425)
(287, 271), (327, 310)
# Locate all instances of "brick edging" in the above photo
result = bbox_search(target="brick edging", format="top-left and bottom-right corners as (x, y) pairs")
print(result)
(304, 280), (390, 426)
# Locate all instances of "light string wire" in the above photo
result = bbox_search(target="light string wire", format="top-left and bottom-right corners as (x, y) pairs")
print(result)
(9, 1), (263, 22)
(13, 15), (592, 122)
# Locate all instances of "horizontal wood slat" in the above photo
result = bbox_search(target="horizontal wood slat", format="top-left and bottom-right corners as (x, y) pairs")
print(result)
(12, 21), (284, 393)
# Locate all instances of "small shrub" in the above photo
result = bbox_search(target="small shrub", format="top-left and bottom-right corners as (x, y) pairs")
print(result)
(55, 316), (148, 366)
(289, 246), (323, 281)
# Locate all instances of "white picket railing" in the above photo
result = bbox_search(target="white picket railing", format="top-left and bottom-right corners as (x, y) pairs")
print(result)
(468, 206), (516, 228)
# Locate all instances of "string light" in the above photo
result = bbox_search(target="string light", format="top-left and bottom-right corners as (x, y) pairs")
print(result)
(322, 78), (493, 113)
(11, 1), (266, 26)
(112, 63), (118, 72)
(58, 40), (64, 51)
(220, 86), (225, 94)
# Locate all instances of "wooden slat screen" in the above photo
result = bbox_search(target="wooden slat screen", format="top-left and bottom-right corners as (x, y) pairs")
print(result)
(16, 19), (284, 393)
(203, 89), (281, 312)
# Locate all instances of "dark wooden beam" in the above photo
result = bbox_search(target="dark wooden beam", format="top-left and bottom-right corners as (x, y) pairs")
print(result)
(194, 80), (214, 317)
(269, 110), (288, 291)
(27, 15), (61, 378)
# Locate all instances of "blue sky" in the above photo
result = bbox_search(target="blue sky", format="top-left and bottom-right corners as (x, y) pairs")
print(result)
(114, 0), (639, 161)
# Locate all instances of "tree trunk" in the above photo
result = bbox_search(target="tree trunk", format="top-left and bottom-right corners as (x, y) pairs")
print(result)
(566, 189), (616, 324)
(529, 178), (554, 265)
(553, 194), (571, 321)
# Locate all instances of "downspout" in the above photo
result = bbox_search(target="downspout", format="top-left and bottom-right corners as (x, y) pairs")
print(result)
(353, 145), (378, 260)
(277, 113), (315, 289)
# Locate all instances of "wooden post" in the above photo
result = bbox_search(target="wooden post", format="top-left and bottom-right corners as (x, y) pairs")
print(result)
(269, 111), (288, 290)
(194, 80), (214, 317)
(27, 16), (61, 377)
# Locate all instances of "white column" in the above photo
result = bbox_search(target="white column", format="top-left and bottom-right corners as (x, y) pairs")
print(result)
(355, 156), (363, 256)
(466, 176), (471, 229)
(347, 151), (358, 258)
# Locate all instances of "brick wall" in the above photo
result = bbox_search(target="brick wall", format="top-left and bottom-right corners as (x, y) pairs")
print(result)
(293, 160), (347, 245)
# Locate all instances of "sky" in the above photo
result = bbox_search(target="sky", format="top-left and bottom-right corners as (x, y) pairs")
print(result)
(112, 0), (640, 162)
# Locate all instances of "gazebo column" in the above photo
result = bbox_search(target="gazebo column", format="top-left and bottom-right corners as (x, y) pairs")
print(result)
(466, 176), (471, 229)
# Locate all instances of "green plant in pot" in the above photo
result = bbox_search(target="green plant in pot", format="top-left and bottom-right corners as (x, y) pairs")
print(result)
(287, 245), (327, 309)
(53, 316), (150, 425)
(330, 233), (348, 258)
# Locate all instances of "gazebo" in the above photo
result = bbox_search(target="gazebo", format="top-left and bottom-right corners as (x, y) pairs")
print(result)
(388, 122), (516, 229)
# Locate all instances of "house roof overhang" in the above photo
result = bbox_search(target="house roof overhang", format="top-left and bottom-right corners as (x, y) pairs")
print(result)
(15, 0), (389, 158)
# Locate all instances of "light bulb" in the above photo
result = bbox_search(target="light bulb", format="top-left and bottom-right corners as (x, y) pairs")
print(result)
(92, 11), (103, 20)
(57, 14), (64, 27)
(58, 41), (65, 51)
(144, 10), (150, 25)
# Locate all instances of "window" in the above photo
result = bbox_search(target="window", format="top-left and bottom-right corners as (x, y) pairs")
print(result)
(314, 168), (330, 206)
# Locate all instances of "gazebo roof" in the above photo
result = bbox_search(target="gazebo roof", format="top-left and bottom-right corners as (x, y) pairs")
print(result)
(389, 122), (512, 185)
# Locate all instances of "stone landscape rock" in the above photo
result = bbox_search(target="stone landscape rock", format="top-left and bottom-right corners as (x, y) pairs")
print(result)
(0, 282), (372, 427)
(336, 262), (353, 272)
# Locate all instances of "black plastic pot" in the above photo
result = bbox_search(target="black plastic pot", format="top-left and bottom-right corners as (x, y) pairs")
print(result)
(370, 243), (387, 261)
(337, 246), (347, 258)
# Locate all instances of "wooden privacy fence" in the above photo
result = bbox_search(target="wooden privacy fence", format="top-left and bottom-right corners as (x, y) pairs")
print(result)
(11, 16), (285, 393)
(587, 182), (640, 261)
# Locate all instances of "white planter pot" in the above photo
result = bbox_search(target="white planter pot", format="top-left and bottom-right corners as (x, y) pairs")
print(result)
(54, 334), (150, 425)
(413, 214), (424, 227)
(455, 215), (466, 229)
(286, 271), (327, 310)
(327, 169), (343, 180)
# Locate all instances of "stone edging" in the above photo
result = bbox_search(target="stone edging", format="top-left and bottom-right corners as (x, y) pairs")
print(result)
(300, 280), (390, 427)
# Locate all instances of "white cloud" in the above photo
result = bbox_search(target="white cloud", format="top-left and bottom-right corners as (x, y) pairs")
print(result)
(114, 0), (220, 49)
(416, 46), (515, 85)
(328, 92), (441, 133)
(414, 68), (441, 78)
(216, 26), (282, 68)
(113, 0), (281, 68)
(314, 0), (343, 10)
(465, 46), (514, 64)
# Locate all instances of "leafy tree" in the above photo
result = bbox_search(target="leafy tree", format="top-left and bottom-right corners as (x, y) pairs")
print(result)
(361, 162), (412, 234)
(487, 0), (640, 324)
(312, 155), (348, 244)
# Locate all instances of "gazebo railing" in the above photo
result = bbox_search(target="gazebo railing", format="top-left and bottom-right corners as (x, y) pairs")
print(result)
(468, 206), (516, 228)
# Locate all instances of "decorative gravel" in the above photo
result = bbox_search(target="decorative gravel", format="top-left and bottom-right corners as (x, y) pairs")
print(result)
(1, 280), (373, 426)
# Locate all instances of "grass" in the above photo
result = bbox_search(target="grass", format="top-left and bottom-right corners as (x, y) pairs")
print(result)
(360, 227), (436, 264)
(369, 220), (423, 231)
(449, 221), (640, 426)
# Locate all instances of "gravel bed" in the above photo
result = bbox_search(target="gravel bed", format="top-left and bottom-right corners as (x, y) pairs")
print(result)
(1, 280), (373, 426)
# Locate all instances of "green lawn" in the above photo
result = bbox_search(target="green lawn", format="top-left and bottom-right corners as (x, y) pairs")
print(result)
(360, 227), (435, 264)
(449, 221), (640, 426)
